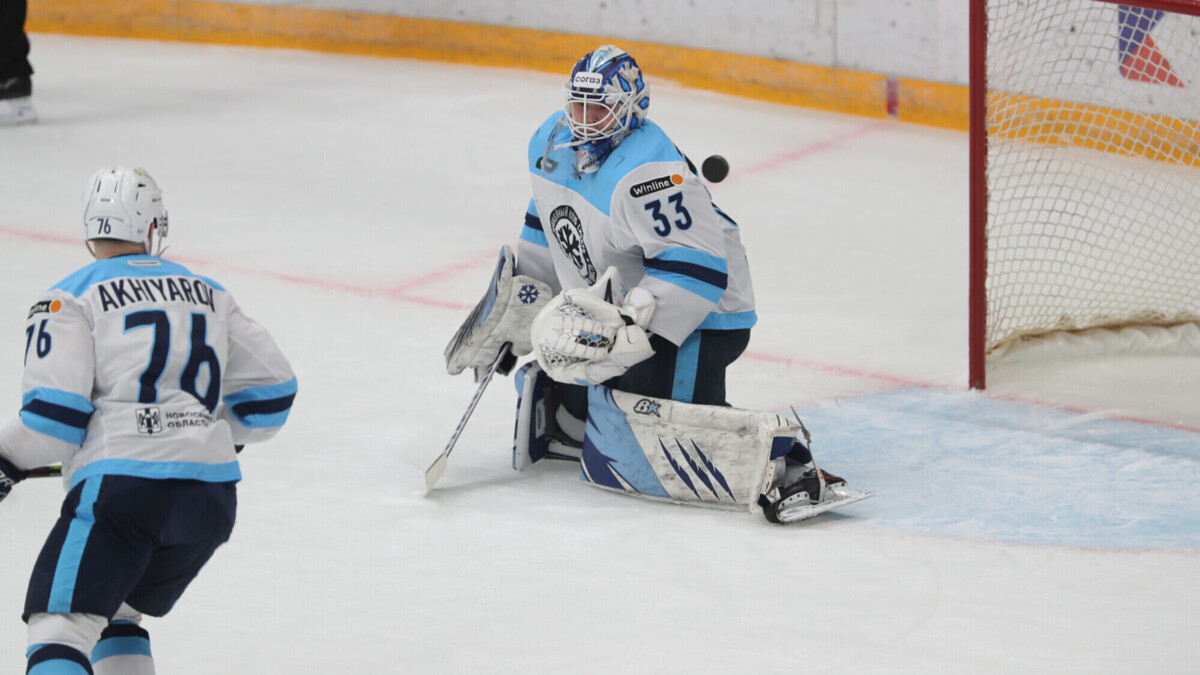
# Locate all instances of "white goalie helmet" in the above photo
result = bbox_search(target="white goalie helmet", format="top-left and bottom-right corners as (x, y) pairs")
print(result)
(557, 45), (650, 174)
(82, 166), (168, 254)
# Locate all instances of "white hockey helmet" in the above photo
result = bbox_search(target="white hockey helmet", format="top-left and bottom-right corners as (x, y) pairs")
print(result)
(82, 166), (168, 254)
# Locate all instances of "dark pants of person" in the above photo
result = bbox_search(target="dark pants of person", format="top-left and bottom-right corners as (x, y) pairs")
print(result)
(24, 475), (237, 621)
(1, 0), (33, 81)
(559, 328), (751, 420)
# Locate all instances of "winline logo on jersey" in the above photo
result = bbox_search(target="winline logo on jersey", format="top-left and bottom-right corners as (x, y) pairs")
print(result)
(630, 174), (683, 198)
(27, 299), (63, 319)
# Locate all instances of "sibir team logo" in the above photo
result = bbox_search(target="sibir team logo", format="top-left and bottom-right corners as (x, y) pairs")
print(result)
(517, 284), (540, 305)
(633, 399), (662, 417)
(630, 174), (683, 198)
(136, 406), (163, 434)
(548, 205), (597, 283)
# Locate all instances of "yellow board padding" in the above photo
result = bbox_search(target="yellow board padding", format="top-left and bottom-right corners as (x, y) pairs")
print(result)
(896, 78), (969, 131)
(990, 92), (1200, 168)
(28, 0), (910, 123)
(29, 0), (1200, 160)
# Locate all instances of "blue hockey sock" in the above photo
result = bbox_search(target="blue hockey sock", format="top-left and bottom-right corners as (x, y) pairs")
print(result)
(91, 622), (154, 675)
(26, 643), (94, 674)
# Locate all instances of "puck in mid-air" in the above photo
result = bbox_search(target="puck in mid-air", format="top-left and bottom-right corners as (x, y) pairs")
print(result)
(701, 155), (729, 183)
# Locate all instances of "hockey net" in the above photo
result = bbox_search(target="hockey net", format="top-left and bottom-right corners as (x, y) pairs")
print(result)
(969, 0), (1200, 387)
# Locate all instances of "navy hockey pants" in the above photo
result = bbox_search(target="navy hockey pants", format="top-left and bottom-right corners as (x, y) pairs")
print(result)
(24, 475), (237, 621)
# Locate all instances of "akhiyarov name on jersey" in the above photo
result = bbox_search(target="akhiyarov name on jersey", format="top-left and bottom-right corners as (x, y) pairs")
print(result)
(96, 276), (218, 314)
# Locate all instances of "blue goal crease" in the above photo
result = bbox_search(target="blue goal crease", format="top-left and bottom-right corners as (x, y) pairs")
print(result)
(786, 387), (1200, 550)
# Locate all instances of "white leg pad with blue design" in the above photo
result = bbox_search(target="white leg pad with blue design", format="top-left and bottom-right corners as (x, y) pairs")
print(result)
(579, 386), (795, 514)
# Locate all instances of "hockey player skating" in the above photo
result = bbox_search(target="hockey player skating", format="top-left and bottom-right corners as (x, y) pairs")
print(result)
(443, 46), (868, 523)
(0, 167), (297, 673)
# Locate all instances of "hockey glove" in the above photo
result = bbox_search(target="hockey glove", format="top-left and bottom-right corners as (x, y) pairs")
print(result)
(0, 456), (27, 503)
(530, 287), (655, 385)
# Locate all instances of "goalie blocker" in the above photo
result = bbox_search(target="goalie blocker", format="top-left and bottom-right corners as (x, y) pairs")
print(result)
(445, 246), (551, 380)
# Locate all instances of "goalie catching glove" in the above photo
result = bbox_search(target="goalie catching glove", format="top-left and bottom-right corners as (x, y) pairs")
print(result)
(530, 270), (656, 385)
(445, 246), (552, 380)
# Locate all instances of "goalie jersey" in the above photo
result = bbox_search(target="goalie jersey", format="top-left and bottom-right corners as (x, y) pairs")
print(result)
(517, 111), (756, 346)
(0, 254), (296, 488)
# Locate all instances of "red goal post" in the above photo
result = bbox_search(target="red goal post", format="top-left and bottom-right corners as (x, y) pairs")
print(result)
(969, 0), (1200, 389)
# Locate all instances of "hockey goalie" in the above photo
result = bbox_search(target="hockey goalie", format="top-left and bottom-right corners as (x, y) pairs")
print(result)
(445, 249), (870, 524)
(441, 44), (869, 523)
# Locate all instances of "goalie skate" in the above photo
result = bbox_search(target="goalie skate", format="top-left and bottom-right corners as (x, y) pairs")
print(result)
(761, 469), (873, 524)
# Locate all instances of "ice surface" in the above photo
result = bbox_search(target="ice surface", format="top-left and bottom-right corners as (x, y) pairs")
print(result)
(1, 34), (1197, 673)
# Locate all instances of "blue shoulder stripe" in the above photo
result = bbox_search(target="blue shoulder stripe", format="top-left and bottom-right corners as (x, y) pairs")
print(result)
(51, 256), (224, 298)
(224, 377), (297, 429)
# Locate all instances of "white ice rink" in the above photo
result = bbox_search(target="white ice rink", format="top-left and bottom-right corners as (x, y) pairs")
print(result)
(2, 35), (1198, 673)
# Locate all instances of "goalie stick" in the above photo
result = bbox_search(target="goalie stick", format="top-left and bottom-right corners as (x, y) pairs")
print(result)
(423, 343), (514, 495)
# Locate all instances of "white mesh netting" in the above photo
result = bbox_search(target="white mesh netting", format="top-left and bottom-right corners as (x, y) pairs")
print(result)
(983, 0), (1200, 353)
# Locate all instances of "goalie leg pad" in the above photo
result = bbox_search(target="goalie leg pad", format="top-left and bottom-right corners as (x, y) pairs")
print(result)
(512, 363), (582, 471)
(513, 363), (553, 470)
(578, 386), (795, 511)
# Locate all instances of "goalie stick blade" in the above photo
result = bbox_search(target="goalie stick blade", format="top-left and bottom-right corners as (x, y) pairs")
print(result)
(772, 485), (873, 524)
(423, 454), (449, 496)
(422, 343), (512, 496)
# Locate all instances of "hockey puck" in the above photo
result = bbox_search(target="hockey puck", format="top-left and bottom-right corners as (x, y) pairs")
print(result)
(701, 155), (729, 183)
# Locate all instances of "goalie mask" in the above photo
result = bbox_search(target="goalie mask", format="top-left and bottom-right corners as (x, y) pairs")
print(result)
(82, 166), (168, 255)
(560, 45), (650, 174)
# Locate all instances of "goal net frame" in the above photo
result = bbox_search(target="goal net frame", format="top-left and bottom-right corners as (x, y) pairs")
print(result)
(968, 0), (1200, 389)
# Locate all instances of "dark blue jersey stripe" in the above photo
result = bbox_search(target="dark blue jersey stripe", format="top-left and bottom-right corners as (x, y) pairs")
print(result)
(643, 256), (729, 290)
(231, 393), (295, 420)
(22, 399), (93, 430)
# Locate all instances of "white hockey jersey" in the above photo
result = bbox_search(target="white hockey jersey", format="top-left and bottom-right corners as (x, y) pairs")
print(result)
(0, 254), (296, 489)
(517, 112), (757, 346)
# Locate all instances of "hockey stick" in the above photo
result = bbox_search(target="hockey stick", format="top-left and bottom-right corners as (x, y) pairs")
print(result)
(27, 465), (62, 479)
(423, 344), (513, 495)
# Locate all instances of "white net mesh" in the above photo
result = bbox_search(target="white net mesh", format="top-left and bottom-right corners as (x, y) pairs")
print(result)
(983, 0), (1200, 353)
